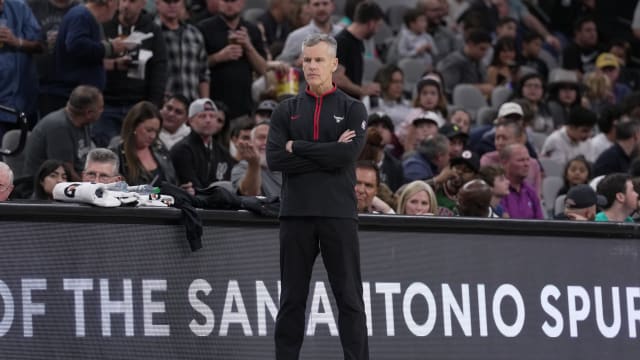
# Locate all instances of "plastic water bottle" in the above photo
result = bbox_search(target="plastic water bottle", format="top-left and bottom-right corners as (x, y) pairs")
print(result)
(104, 181), (129, 191)
(127, 184), (160, 194)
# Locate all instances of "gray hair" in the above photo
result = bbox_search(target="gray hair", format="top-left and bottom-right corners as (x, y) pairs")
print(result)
(84, 148), (119, 175)
(417, 134), (449, 162)
(499, 143), (526, 163)
(67, 85), (102, 114)
(0, 162), (14, 184)
(301, 33), (337, 57)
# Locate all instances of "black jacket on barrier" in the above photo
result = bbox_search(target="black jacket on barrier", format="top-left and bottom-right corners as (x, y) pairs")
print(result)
(266, 86), (367, 219)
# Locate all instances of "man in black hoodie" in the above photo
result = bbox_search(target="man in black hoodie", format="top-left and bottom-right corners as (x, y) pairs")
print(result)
(267, 33), (369, 360)
(93, 0), (168, 147)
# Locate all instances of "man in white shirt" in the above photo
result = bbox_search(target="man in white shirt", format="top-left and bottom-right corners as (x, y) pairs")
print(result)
(158, 94), (190, 150)
(541, 106), (596, 169)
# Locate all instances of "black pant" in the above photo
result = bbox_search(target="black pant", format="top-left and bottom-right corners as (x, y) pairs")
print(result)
(275, 217), (369, 360)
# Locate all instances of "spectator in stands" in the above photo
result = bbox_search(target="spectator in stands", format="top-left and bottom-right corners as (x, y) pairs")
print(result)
(32, 160), (69, 200)
(486, 37), (518, 88)
(403, 133), (449, 182)
(595, 173), (638, 223)
(358, 125), (404, 193)
(254, 100), (278, 123)
(439, 123), (467, 159)
(0, 0), (42, 133)
(517, 32), (548, 81)
(479, 117), (542, 195)
(582, 70), (614, 115)
(399, 75), (448, 150)
(607, 39), (639, 92)
(111, 101), (177, 186)
(513, 72), (553, 135)
(42, 0), (126, 115)
(546, 69), (582, 129)
(556, 184), (604, 221)
(540, 106), (596, 169)
(199, 0), (268, 120)
(456, 179), (494, 217)
(171, 98), (236, 192)
(418, 0), (460, 62)
(595, 53), (631, 105)
(94, 0), (168, 147)
(82, 147), (122, 183)
(277, 0), (341, 64)
(334, 1), (384, 99)
(0, 162), (14, 201)
(562, 16), (601, 75)
(158, 94), (190, 150)
(397, 8), (438, 70)
(229, 116), (255, 161)
(157, 0), (210, 102)
(402, 111), (444, 156)
(586, 105), (621, 163)
(500, 143), (543, 219)
(363, 65), (412, 129)
(231, 120), (282, 197)
(594, 120), (640, 177)
(557, 155), (592, 197)
(24, 85), (102, 181)
(478, 164), (509, 218)
(396, 180), (438, 215)
(449, 109), (471, 134)
(356, 160), (393, 214)
(288, 0), (312, 30)
(437, 28), (493, 97)
(256, 0), (294, 58)
(430, 149), (480, 215)
(28, 0), (78, 119)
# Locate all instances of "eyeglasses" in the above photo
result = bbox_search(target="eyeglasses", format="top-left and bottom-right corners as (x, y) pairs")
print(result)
(83, 171), (116, 182)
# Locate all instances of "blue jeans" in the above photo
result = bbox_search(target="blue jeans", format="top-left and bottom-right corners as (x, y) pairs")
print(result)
(92, 104), (132, 148)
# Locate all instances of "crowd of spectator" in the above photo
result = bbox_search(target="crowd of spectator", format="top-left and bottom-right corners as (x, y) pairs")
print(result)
(2, 0), (640, 224)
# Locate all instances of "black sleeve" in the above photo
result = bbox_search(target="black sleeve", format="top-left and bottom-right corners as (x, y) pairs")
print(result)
(147, 25), (169, 107)
(171, 143), (205, 189)
(561, 45), (580, 71)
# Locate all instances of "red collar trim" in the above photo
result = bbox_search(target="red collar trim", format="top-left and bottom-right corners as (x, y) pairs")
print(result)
(305, 84), (337, 98)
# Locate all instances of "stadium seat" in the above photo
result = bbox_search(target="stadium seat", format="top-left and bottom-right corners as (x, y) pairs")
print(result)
(385, 4), (410, 34)
(452, 84), (487, 116)
(363, 57), (383, 83)
(398, 57), (426, 94)
(490, 86), (512, 108)
(542, 176), (564, 215)
(539, 158), (564, 178)
(476, 106), (497, 126)
(1, 129), (28, 178)
(554, 194), (566, 217)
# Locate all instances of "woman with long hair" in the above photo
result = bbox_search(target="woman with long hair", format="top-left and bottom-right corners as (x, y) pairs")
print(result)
(487, 36), (518, 88)
(111, 101), (177, 186)
(363, 64), (412, 128)
(32, 160), (69, 200)
(396, 180), (438, 215)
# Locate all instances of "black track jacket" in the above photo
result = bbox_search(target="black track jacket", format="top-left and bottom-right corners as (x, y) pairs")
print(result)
(266, 86), (367, 219)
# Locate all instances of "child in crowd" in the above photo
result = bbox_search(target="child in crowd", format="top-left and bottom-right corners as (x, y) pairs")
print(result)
(478, 164), (510, 218)
(557, 155), (592, 197)
(397, 8), (438, 68)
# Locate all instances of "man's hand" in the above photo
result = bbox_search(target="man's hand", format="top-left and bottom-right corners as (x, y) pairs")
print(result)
(362, 82), (381, 97)
(266, 60), (290, 73)
(114, 55), (132, 70)
(219, 44), (244, 62)
(0, 26), (18, 48)
(433, 165), (456, 185)
(234, 27), (253, 50)
(237, 142), (260, 166)
(286, 140), (293, 153)
(338, 129), (356, 143)
(180, 182), (195, 196)
(544, 34), (562, 52)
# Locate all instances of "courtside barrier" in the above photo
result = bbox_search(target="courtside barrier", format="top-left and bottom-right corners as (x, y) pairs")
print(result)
(1, 202), (639, 359)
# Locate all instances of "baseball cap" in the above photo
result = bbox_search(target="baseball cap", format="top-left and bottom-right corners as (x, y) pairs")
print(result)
(188, 98), (218, 118)
(439, 123), (469, 141)
(256, 100), (278, 112)
(565, 184), (607, 209)
(595, 53), (619, 69)
(450, 150), (480, 173)
(497, 102), (523, 118)
(412, 111), (444, 128)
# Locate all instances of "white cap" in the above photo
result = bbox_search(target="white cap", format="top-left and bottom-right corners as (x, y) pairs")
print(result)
(188, 98), (218, 118)
(497, 102), (523, 118)
(412, 111), (444, 128)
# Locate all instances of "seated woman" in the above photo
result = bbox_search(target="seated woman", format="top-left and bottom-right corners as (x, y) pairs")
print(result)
(110, 101), (177, 186)
(396, 180), (438, 216)
(363, 65), (413, 129)
(487, 37), (518, 88)
(32, 159), (69, 200)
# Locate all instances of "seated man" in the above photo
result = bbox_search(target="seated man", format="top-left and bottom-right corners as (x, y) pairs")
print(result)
(355, 160), (393, 214)
(556, 184), (606, 221)
(541, 106), (597, 169)
(457, 179), (493, 218)
(428, 150), (480, 216)
(82, 148), (122, 184)
(499, 143), (544, 219)
(0, 162), (15, 201)
(170, 98), (236, 192)
(595, 173), (638, 223)
(403, 133), (450, 182)
(231, 121), (282, 197)
(158, 94), (190, 150)
(229, 116), (256, 162)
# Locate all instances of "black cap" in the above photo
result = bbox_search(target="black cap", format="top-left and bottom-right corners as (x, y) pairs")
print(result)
(565, 184), (607, 209)
(450, 150), (480, 173)
(439, 123), (469, 141)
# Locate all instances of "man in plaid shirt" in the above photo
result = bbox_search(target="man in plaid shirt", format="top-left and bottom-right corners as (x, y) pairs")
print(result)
(156, 0), (209, 103)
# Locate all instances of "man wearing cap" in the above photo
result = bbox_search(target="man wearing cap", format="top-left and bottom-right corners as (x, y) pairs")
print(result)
(428, 149), (480, 216)
(401, 110), (444, 154)
(159, 94), (190, 150)
(170, 98), (236, 192)
(595, 173), (638, 223)
(541, 106), (596, 169)
(403, 133), (449, 182)
(556, 184), (605, 221)
(439, 123), (468, 159)
(596, 52), (631, 104)
(232, 120), (282, 197)
(254, 99), (278, 123)
(499, 143), (544, 219)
